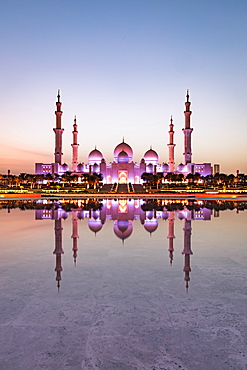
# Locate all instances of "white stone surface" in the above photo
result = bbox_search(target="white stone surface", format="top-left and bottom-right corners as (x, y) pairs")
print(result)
(0, 208), (246, 369)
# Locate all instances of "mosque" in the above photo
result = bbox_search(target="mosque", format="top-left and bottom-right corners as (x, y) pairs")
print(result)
(35, 91), (212, 182)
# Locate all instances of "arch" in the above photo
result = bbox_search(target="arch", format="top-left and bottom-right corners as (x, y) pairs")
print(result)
(118, 171), (128, 184)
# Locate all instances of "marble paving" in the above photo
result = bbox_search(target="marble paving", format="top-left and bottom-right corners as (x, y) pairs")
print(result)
(0, 213), (247, 369)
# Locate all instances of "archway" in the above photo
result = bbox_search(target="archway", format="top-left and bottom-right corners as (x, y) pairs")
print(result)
(118, 171), (128, 184)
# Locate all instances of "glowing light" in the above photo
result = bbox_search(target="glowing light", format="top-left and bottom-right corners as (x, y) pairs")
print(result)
(118, 171), (128, 184)
(118, 199), (128, 213)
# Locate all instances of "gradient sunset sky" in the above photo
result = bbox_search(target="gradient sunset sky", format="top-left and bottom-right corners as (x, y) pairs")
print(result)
(1, 0), (246, 175)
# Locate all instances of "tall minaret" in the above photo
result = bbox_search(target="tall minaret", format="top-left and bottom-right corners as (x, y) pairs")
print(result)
(182, 216), (193, 290)
(53, 90), (64, 164)
(71, 210), (79, 264)
(167, 211), (175, 265)
(167, 116), (176, 172)
(71, 116), (79, 172)
(182, 90), (193, 164)
(53, 218), (64, 290)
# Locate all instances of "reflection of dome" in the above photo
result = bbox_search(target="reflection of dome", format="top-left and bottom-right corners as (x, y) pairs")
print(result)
(88, 148), (103, 164)
(146, 211), (154, 220)
(92, 210), (100, 220)
(114, 141), (133, 162)
(117, 151), (129, 163)
(144, 148), (158, 164)
(61, 211), (69, 220)
(88, 219), (103, 233)
(143, 219), (158, 234)
(77, 163), (84, 172)
(162, 212), (169, 220)
(177, 212), (185, 220)
(77, 211), (84, 220)
(113, 220), (133, 240)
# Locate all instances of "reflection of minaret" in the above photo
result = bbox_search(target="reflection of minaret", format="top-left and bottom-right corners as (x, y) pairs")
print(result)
(71, 210), (79, 264)
(167, 116), (176, 172)
(53, 218), (64, 290)
(182, 218), (193, 290)
(53, 90), (64, 164)
(167, 211), (175, 265)
(71, 116), (79, 172)
(182, 90), (193, 165)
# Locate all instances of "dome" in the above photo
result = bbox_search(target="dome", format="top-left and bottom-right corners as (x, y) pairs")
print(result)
(114, 141), (133, 162)
(88, 219), (103, 233)
(76, 211), (84, 220)
(177, 163), (185, 171)
(113, 220), (133, 241)
(77, 163), (84, 172)
(117, 150), (129, 163)
(177, 212), (185, 220)
(163, 163), (169, 171)
(143, 219), (158, 234)
(61, 163), (69, 171)
(61, 211), (69, 220)
(88, 148), (103, 164)
(144, 148), (158, 164)
(162, 212), (169, 220)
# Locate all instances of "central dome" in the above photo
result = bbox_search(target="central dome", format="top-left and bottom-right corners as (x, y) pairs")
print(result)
(117, 150), (129, 163)
(114, 140), (133, 162)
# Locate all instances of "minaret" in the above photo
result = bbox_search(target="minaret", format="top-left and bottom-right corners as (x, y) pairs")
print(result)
(71, 116), (79, 172)
(53, 90), (64, 164)
(182, 217), (193, 290)
(167, 116), (176, 172)
(53, 218), (64, 290)
(182, 90), (193, 164)
(167, 211), (175, 265)
(71, 210), (79, 264)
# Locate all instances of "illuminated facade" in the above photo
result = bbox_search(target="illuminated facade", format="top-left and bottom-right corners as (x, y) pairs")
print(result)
(35, 91), (212, 182)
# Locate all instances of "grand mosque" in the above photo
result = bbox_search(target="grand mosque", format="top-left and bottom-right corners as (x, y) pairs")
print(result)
(35, 91), (212, 182)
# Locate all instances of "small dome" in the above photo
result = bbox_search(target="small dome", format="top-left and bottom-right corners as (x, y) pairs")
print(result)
(163, 163), (169, 171)
(114, 141), (133, 162)
(117, 150), (129, 163)
(144, 148), (158, 163)
(162, 212), (169, 220)
(88, 219), (103, 233)
(177, 212), (185, 220)
(177, 163), (185, 171)
(114, 220), (133, 240)
(61, 211), (69, 220)
(76, 211), (84, 220)
(62, 163), (69, 171)
(88, 148), (103, 164)
(77, 163), (84, 172)
(143, 219), (158, 234)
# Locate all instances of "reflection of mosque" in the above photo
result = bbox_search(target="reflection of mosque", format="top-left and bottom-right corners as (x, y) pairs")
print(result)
(36, 199), (212, 290)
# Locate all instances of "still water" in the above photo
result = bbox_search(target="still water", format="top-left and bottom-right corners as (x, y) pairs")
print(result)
(0, 198), (246, 370)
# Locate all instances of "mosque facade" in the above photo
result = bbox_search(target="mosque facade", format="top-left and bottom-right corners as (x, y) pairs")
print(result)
(35, 91), (212, 182)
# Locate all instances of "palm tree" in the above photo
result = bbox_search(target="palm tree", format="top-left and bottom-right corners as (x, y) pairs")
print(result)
(26, 174), (37, 189)
(45, 173), (53, 186)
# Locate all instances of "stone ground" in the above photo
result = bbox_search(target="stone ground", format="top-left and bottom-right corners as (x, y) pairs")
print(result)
(0, 211), (246, 370)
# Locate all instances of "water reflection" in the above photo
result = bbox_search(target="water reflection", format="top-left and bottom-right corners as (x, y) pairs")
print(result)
(1, 199), (246, 291)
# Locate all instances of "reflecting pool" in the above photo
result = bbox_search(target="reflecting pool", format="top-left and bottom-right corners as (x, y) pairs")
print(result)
(0, 199), (247, 370)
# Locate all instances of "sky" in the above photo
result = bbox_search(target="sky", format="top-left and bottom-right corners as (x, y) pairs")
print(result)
(0, 0), (246, 175)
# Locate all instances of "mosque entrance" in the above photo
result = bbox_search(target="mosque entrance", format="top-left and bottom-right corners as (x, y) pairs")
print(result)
(118, 171), (128, 184)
